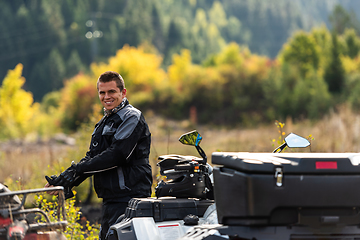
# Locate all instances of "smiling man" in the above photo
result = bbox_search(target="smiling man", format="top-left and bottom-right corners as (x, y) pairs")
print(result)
(45, 71), (152, 240)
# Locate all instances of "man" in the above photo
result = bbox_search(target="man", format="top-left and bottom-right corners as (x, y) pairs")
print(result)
(45, 71), (152, 239)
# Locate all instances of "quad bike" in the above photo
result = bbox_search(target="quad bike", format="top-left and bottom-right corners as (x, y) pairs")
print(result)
(106, 131), (314, 240)
(180, 134), (360, 240)
(0, 184), (67, 240)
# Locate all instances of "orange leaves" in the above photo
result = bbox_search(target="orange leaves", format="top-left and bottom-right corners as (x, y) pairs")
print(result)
(243, 54), (271, 79)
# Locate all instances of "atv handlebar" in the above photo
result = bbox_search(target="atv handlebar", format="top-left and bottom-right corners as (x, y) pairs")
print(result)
(174, 164), (193, 171)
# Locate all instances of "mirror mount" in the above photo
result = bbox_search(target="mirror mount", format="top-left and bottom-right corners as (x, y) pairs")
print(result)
(273, 142), (287, 153)
(273, 133), (310, 153)
(196, 145), (207, 164)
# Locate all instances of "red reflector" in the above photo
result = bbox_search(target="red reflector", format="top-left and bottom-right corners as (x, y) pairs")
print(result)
(316, 161), (337, 169)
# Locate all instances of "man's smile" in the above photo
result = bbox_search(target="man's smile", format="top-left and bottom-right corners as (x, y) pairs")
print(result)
(98, 81), (126, 110)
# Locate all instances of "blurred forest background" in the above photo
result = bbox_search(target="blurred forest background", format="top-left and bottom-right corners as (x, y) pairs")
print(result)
(2, 0), (360, 200)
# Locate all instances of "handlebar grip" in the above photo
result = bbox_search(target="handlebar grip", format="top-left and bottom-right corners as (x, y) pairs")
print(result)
(174, 164), (193, 171)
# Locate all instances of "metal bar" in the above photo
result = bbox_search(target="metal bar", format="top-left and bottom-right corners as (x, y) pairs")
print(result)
(0, 186), (64, 197)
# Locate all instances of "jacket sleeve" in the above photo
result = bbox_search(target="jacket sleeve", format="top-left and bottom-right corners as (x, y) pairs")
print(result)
(74, 112), (144, 174)
(70, 147), (93, 187)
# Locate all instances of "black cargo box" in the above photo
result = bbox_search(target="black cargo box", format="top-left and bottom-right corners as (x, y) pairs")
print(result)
(212, 152), (360, 227)
(123, 197), (214, 222)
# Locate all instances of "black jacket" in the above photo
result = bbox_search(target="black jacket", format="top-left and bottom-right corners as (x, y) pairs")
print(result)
(73, 100), (152, 201)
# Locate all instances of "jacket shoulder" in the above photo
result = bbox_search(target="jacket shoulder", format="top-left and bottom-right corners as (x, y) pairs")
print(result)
(116, 104), (141, 120)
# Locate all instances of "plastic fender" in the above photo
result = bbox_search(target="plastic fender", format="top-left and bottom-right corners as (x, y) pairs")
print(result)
(155, 220), (190, 240)
(110, 217), (160, 240)
(133, 218), (161, 240)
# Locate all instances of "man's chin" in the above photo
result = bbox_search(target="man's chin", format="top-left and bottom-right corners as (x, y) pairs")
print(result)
(103, 105), (115, 110)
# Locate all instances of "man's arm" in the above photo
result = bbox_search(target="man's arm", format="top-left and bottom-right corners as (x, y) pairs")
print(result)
(45, 145), (92, 194)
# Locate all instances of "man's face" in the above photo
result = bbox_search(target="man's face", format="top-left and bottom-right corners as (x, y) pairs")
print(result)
(98, 80), (126, 110)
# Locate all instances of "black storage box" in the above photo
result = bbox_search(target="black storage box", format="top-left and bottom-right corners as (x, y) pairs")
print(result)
(212, 152), (360, 227)
(123, 197), (214, 222)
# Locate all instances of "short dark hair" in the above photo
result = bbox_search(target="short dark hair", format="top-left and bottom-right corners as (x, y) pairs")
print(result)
(97, 71), (125, 91)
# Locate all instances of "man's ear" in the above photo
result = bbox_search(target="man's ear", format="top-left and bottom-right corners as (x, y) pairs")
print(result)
(122, 88), (127, 96)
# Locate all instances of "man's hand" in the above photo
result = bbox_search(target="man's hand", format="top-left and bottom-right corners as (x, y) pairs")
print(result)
(45, 164), (78, 199)
(44, 181), (59, 196)
(45, 165), (77, 188)
(44, 181), (74, 199)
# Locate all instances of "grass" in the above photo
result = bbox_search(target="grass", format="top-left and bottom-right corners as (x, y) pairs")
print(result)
(1, 104), (360, 238)
(2, 104), (360, 194)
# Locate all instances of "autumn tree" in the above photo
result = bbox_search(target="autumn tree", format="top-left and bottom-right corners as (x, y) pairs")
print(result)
(91, 44), (167, 108)
(0, 64), (39, 139)
(58, 73), (99, 131)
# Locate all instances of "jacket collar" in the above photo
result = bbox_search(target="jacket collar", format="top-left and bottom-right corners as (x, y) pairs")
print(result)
(103, 98), (129, 117)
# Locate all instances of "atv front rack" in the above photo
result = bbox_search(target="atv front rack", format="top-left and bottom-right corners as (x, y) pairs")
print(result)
(0, 186), (67, 232)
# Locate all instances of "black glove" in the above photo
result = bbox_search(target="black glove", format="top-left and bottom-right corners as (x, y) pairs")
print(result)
(45, 175), (58, 185)
(46, 165), (77, 200)
(45, 174), (74, 199)
(46, 163), (77, 188)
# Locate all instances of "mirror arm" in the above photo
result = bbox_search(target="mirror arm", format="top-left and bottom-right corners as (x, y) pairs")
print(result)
(196, 145), (207, 164)
(273, 142), (287, 153)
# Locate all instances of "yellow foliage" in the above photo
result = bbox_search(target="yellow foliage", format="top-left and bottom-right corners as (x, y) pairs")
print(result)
(59, 73), (100, 131)
(33, 106), (62, 139)
(243, 54), (271, 79)
(341, 55), (360, 74)
(60, 73), (96, 111)
(166, 49), (215, 104)
(168, 49), (192, 86)
(0, 64), (39, 139)
(215, 42), (244, 66)
(91, 44), (167, 95)
(191, 64), (225, 90)
(166, 49), (227, 109)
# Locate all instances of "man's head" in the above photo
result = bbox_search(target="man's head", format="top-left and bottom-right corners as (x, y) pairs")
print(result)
(97, 71), (127, 111)
(97, 71), (125, 91)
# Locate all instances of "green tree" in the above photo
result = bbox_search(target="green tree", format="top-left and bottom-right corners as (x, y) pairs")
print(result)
(310, 25), (332, 69)
(122, 0), (154, 46)
(324, 32), (345, 94)
(151, 4), (165, 52)
(263, 63), (301, 119)
(164, 18), (188, 66)
(48, 49), (66, 90)
(343, 28), (360, 59)
(263, 63), (331, 120)
(346, 73), (360, 110)
(278, 31), (320, 78)
(329, 4), (352, 35)
(190, 8), (226, 63)
(297, 70), (331, 119)
(66, 50), (86, 77)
